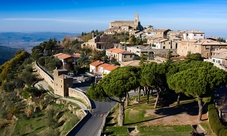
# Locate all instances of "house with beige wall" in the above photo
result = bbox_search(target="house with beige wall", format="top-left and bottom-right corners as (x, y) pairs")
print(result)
(106, 48), (135, 62)
(177, 39), (227, 58)
(90, 60), (104, 73)
(89, 60), (119, 75)
(211, 49), (227, 67)
(81, 36), (102, 50)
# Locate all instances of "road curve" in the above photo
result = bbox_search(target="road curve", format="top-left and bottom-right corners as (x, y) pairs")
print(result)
(67, 100), (116, 136)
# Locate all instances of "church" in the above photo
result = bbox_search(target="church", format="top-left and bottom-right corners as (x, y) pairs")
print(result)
(105, 13), (143, 34)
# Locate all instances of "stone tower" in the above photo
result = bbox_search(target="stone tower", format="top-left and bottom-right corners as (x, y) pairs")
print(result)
(134, 12), (139, 24)
(53, 68), (73, 97)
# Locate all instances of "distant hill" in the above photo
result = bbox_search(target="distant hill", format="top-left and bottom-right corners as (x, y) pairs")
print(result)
(0, 32), (80, 65)
(0, 32), (80, 52)
(0, 46), (17, 65)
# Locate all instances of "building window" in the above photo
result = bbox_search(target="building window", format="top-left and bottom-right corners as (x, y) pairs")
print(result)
(124, 55), (126, 58)
(213, 59), (215, 62)
(130, 55), (132, 58)
(194, 34), (196, 36)
(217, 60), (221, 63)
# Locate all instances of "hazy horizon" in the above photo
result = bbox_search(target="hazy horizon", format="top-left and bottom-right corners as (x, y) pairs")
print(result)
(0, 0), (227, 38)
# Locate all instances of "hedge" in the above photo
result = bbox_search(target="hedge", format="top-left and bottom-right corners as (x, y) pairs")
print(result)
(208, 104), (226, 136)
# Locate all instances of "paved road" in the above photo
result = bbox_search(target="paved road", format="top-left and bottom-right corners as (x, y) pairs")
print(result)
(68, 100), (116, 136)
(35, 80), (116, 136)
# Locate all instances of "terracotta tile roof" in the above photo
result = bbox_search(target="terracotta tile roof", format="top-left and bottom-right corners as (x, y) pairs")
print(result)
(199, 39), (227, 46)
(107, 48), (125, 53)
(99, 63), (119, 71)
(90, 60), (103, 67)
(54, 53), (73, 60)
(58, 54), (72, 60)
(105, 65), (119, 71)
(73, 53), (81, 58)
(212, 49), (227, 54)
(53, 53), (64, 57)
(99, 63), (111, 69)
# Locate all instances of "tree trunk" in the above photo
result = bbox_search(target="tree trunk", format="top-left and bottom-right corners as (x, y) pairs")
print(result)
(143, 86), (146, 96)
(154, 92), (160, 109)
(146, 88), (150, 104)
(118, 101), (125, 126)
(177, 94), (180, 106)
(138, 86), (141, 102)
(197, 96), (203, 122)
(126, 92), (130, 106)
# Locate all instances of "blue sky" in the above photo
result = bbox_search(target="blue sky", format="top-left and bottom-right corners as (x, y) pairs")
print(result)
(0, 0), (227, 37)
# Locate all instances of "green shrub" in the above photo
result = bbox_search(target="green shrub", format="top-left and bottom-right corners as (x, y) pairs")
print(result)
(219, 128), (227, 136)
(208, 104), (225, 135)
(208, 103), (215, 111)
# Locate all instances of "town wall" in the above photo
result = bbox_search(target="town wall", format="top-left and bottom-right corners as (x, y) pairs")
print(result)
(68, 88), (92, 109)
(34, 61), (54, 89)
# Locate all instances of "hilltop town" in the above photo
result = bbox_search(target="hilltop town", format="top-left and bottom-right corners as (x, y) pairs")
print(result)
(0, 13), (227, 136)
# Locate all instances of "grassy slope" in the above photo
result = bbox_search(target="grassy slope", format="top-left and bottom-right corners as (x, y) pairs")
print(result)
(0, 103), (80, 136)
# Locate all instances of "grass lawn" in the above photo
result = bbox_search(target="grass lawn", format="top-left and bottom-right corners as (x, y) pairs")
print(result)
(138, 125), (193, 136)
(102, 95), (195, 136)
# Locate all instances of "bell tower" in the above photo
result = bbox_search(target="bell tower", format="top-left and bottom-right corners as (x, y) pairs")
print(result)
(134, 12), (139, 23)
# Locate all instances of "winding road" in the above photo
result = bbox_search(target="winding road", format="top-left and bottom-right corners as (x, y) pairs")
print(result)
(67, 101), (116, 136)
(35, 80), (116, 136)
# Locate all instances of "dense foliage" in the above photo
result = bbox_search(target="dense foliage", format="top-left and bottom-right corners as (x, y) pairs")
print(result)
(0, 50), (30, 86)
(87, 66), (140, 126)
(208, 104), (226, 136)
(31, 38), (59, 60)
(87, 53), (227, 126)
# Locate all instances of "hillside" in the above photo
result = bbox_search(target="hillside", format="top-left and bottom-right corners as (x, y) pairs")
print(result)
(0, 32), (80, 52)
(0, 46), (17, 65)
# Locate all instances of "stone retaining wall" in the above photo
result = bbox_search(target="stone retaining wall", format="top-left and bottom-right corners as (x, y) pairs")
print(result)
(69, 87), (92, 109)
(34, 61), (54, 89)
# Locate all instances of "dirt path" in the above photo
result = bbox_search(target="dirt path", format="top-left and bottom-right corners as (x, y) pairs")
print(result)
(143, 109), (208, 126)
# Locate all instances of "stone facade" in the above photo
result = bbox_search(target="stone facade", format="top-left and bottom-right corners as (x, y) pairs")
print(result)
(177, 39), (227, 58)
(68, 88), (91, 108)
(105, 13), (143, 34)
(53, 69), (73, 97)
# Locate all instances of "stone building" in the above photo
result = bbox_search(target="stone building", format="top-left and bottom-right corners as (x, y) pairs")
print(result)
(105, 13), (143, 34)
(53, 69), (73, 97)
(182, 30), (205, 40)
(106, 48), (135, 62)
(177, 39), (227, 58)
